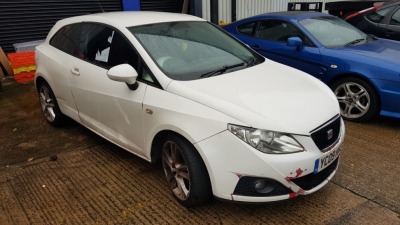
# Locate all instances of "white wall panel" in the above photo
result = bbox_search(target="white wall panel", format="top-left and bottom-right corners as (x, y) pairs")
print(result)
(236, 0), (341, 21)
(203, 0), (347, 24)
(202, 0), (211, 21)
(219, 0), (232, 24)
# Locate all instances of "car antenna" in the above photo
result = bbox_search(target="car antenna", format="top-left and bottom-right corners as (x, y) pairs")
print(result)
(98, 0), (105, 12)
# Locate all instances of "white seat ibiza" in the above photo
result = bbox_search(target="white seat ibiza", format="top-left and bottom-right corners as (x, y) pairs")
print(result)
(35, 11), (345, 207)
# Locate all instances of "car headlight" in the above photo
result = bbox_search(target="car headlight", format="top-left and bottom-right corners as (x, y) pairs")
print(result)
(228, 124), (304, 154)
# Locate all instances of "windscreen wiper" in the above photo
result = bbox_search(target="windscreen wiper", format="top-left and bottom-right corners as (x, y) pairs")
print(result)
(367, 34), (378, 41)
(246, 58), (257, 68)
(345, 38), (365, 47)
(200, 62), (245, 78)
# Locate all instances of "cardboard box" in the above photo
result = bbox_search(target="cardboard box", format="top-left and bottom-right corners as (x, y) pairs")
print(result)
(0, 65), (4, 79)
(0, 47), (13, 77)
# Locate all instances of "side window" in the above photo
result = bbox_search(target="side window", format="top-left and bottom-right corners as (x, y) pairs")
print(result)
(257, 20), (312, 45)
(82, 23), (139, 70)
(82, 24), (115, 68)
(237, 21), (257, 36)
(81, 23), (159, 85)
(50, 24), (83, 57)
(108, 31), (139, 68)
(366, 6), (395, 23)
(141, 65), (155, 83)
(109, 37), (158, 85)
(390, 8), (400, 25)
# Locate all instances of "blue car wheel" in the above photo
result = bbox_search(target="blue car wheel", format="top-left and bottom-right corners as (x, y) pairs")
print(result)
(332, 77), (380, 122)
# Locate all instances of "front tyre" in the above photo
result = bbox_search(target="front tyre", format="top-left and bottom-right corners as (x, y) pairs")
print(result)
(38, 82), (66, 126)
(331, 77), (379, 122)
(161, 135), (212, 207)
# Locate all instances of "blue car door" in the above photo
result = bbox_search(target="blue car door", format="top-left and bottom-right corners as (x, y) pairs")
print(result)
(245, 19), (324, 78)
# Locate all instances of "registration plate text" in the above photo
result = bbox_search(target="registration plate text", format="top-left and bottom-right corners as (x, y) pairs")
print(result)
(314, 148), (340, 174)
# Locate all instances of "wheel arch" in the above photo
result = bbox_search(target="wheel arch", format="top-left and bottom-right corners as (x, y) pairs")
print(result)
(150, 130), (196, 163)
(35, 62), (56, 93)
(150, 130), (172, 163)
(35, 75), (48, 91)
(328, 73), (382, 121)
(35, 75), (67, 126)
(327, 73), (381, 102)
(152, 129), (214, 206)
(150, 129), (213, 191)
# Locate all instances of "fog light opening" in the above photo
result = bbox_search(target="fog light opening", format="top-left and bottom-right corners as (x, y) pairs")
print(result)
(254, 179), (275, 194)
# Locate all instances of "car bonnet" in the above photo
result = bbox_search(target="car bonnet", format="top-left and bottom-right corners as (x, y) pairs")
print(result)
(341, 38), (400, 66)
(166, 60), (339, 135)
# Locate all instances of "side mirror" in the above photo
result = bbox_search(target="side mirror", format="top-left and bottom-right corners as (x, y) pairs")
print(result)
(287, 37), (304, 51)
(107, 64), (139, 90)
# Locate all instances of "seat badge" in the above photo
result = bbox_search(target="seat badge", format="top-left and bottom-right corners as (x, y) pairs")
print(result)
(327, 129), (333, 140)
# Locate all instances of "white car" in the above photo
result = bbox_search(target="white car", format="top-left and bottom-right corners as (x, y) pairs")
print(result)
(35, 11), (345, 207)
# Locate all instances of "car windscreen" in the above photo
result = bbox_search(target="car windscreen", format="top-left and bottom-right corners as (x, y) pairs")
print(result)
(128, 21), (263, 81)
(299, 16), (367, 48)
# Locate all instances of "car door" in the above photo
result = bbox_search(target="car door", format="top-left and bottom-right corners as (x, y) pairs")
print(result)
(384, 6), (400, 41)
(69, 23), (148, 155)
(365, 5), (397, 38)
(245, 19), (322, 77)
(46, 23), (84, 121)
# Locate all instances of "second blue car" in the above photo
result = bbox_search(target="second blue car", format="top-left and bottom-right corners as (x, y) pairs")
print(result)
(223, 11), (400, 122)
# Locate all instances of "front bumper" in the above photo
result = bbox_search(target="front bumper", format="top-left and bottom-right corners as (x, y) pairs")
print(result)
(194, 119), (345, 202)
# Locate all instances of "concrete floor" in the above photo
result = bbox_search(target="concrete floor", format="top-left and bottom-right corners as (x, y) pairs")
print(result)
(0, 80), (399, 224)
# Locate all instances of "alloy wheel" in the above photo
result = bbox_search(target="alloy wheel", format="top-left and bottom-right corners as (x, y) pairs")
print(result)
(39, 85), (56, 122)
(334, 82), (370, 119)
(162, 141), (190, 201)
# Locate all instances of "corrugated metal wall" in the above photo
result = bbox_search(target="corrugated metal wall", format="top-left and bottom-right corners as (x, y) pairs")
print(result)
(0, 0), (122, 54)
(141, 0), (184, 12)
(219, 0), (232, 25)
(236, 0), (286, 21)
(203, 0), (344, 24)
(202, 0), (211, 21)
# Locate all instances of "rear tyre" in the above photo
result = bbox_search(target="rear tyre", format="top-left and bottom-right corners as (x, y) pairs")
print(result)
(331, 77), (379, 122)
(38, 82), (66, 127)
(161, 134), (212, 207)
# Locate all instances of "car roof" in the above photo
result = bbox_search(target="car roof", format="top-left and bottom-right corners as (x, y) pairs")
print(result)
(57, 11), (205, 27)
(382, 1), (400, 7)
(241, 11), (333, 22)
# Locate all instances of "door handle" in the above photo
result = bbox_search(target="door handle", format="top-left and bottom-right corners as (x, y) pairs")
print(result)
(71, 68), (80, 76)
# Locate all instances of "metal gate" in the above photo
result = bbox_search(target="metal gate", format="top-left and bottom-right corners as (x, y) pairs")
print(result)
(0, 0), (123, 54)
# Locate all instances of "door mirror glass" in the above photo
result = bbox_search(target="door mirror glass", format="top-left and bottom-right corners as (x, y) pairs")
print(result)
(107, 64), (138, 85)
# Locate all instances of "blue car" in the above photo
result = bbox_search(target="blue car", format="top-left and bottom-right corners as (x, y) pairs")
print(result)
(223, 11), (400, 122)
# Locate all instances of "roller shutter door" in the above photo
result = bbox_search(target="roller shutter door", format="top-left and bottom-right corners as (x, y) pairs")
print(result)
(0, 0), (122, 54)
(141, 0), (184, 13)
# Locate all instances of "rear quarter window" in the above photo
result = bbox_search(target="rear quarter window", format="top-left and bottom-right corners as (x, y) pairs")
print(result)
(237, 21), (257, 36)
(50, 24), (83, 57)
(390, 8), (400, 25)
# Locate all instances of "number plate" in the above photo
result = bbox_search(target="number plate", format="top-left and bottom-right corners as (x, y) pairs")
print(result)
(314, 148), (340, 174)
